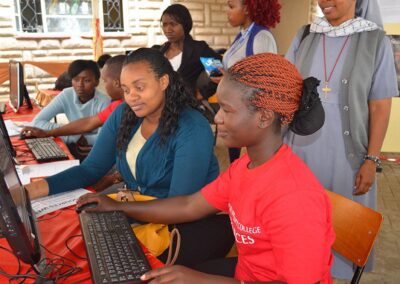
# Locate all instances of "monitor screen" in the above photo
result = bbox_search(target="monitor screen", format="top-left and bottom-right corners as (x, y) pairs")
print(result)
(9, 61), (24, 111)
(0, 113), (16, 157)
(0, 133), (41, 265)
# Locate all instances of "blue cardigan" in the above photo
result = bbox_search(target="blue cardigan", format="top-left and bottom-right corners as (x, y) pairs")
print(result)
(46, 103), (220, 198)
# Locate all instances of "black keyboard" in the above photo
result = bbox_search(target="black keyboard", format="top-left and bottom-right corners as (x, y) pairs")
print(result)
(79, 211), (151, 284)
(25, 137), (68, 162)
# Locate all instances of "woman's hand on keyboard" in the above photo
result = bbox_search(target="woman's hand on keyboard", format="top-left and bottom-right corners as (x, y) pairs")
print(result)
(76, 193), (120, 212)
(21, 126), (48, 138)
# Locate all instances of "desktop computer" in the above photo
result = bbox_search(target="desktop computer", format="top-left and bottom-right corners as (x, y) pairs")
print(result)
(0, 113), (16, 158)
(8, 60), (32, 112)
(0, 128), (150, 283)
(1, 112), (68, 162)
(0, 132), (42, 266)
(0, 133), (81, 282)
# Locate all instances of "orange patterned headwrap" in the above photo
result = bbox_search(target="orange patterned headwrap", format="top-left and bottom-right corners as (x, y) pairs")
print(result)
(228, 53), (303, 125)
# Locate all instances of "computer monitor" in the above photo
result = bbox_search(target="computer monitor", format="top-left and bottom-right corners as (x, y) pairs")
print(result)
(0, 133), (41, 266)
(9, 60), (32, 112)
(0, 113), (16, 158)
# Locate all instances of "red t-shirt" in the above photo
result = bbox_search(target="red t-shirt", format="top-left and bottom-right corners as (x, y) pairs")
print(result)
(97, 100), (123, 123)
(201, 144), (335, 284)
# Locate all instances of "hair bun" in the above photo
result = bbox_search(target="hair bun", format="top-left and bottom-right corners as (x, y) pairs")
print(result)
(289, 77), (325, 136)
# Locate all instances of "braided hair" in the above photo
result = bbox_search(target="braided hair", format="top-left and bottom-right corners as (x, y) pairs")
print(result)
(227, 53), (303, 125)
(116, 48), (197, 151)
(227, 53), (324, 135)
(244, 0), (281, 28)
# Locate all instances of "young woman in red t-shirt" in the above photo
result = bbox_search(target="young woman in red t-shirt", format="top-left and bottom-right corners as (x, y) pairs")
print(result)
(77, 53), (335, 284)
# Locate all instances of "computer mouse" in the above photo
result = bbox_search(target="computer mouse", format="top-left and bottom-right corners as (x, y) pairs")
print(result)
(20, 131), (36, 140)
(75, 202), (98, 213)
(19, 132), (28, 140)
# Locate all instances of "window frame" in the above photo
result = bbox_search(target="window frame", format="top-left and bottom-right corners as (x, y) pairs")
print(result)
(99, 0), (127, 34)
(13, 0), (128, 36)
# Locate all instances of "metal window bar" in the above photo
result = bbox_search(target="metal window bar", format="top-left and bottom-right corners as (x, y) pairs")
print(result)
(17, 0), (125, 33)
(19, 0), (43, 33)
(102, 0), (124, 32)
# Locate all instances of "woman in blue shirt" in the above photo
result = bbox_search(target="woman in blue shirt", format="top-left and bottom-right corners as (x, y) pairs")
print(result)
(28, 60), (110, 146)
(26, 48), (231, 267)
(26, 48), (220, 200)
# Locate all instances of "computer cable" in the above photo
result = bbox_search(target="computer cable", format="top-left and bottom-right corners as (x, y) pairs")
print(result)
(39, 244), (82, 280)
(0, 245), (46, 284)
(0, 236), (81, 283)
(65, 234), (87, 260)
(0, 245), (21, 276)
(36, 211), (63, 222)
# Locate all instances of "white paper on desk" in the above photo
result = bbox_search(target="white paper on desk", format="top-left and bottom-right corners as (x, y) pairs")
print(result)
(31, 188), (91, 217)
(17, 159), (80, 185)
(4, 120), (26, 136)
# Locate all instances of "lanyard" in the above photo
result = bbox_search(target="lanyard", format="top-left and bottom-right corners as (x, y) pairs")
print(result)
(223, 22), (255, 69)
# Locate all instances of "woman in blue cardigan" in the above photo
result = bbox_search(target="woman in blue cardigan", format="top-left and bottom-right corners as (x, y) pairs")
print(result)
(26, 48), (232, 267)
(26, 48), (220, 200)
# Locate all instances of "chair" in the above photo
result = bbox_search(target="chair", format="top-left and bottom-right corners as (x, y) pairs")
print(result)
(325, 190), (383, 284)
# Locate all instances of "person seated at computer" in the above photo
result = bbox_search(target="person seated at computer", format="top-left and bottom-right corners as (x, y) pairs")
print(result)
(156, 4), (221, 101)
(76, 53), (335, 283)
(27, 60), (110, 150)
(21, 55), (125, 141)
(26, 48), (229, 264)
(26, 48), (219, 202)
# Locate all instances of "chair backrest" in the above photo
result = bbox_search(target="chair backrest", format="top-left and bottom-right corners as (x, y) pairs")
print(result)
(325, 190), (383, 267)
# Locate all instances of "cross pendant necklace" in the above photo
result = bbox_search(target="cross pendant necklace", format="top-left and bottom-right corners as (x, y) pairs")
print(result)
(322, 34), (350, 98)
(322, 82), (332, 96)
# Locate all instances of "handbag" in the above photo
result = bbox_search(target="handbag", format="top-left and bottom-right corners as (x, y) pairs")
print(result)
(107, 192), (180, 264)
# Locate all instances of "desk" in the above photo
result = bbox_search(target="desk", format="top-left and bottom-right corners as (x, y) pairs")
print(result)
(2, 101), (41, 121)
(0, 208), (163, 283)
(11, 136), (74, 165)
(1, 106), (163, 282)
(36, 89), (61, 107)
(4, 100), (74, 170)
(23, 61), (71, 79)
(0, 62), (8, 85)
(0, 61), (71, 85)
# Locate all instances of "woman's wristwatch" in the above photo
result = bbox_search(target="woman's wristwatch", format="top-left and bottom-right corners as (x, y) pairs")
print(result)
(364, 154), (382, 173)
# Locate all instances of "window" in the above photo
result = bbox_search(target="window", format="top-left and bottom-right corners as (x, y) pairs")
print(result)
(14, 0), (124, 34)
(102, 0), (124, 32)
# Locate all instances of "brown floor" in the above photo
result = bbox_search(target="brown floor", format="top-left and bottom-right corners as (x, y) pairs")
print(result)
(214, 137), (400, 284)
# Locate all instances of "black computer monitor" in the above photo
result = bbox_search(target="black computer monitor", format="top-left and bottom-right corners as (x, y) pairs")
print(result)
(0, 133), (41, 266)
(0, 113), (16, 158)
(9, 60), (32, 112)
